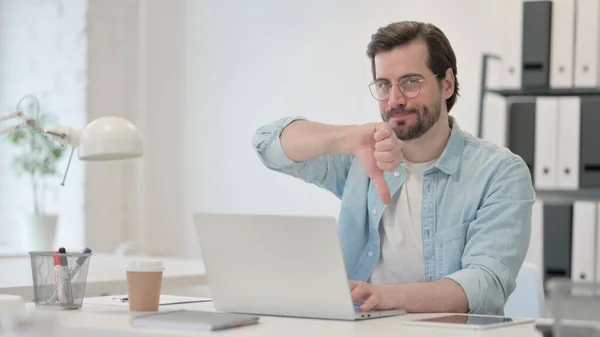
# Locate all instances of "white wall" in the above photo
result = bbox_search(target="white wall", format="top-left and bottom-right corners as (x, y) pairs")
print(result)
(176, 0), (523, 256)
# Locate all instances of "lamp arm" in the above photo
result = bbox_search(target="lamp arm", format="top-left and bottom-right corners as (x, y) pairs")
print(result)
(0, 110), (37, 136)
(41, 126), (83, 187)
(42, 126), (82, 148)
(0, 110), (24, 123)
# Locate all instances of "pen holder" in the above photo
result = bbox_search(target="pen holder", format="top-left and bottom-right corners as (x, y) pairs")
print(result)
(28, 251), (92, 310)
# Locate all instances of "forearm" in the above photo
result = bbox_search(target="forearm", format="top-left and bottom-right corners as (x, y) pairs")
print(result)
(384, 279), (468, 313)
(280, 120), (356, 162)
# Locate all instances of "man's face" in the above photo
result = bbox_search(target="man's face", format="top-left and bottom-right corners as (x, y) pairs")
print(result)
(373, 40), (445, 141)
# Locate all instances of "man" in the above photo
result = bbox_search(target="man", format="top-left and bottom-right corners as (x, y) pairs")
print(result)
(251, 21), (535, 315)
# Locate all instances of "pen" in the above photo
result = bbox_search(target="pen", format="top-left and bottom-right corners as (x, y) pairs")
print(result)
(53, 251), (64, 305)
(58, 247), (73, 306)
(110, 296), (129, 302)
(68, 247), (92, 280)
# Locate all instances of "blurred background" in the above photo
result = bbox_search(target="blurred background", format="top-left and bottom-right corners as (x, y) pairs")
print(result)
(0, 0), (594, 294)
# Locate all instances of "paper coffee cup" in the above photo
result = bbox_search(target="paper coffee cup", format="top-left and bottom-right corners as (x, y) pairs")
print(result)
(125, 261), (164, 312)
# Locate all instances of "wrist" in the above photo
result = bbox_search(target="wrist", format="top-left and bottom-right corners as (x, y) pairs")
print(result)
(381, 284), (406, 310)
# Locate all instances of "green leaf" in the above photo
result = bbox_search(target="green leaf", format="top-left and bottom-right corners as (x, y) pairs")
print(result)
(8, 129), (26, 144)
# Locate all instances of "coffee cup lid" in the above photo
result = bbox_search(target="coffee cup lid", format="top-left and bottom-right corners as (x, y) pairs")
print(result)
(125, 260), (164, 272)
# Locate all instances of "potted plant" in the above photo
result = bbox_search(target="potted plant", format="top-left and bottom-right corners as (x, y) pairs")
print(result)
(6, 107), (66, 251)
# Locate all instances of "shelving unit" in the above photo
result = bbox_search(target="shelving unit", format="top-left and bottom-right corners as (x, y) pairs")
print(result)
(480, 63), (600, 204)
(477, 0), (600, 289)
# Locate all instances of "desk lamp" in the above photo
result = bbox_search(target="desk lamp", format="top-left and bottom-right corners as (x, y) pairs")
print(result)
(0, 95), (143, 185)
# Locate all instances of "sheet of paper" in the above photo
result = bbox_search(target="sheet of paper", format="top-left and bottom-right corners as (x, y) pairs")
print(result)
(83, 295), (212, 307)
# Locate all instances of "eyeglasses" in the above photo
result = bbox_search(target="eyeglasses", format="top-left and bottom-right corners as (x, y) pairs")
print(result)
(368, 73), (439, 101)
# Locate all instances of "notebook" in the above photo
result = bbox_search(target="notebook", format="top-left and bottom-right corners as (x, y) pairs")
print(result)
(131, 309), (260, 331)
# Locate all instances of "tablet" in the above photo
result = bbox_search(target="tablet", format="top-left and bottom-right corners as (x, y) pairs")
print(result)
(403, 314), (535, 330)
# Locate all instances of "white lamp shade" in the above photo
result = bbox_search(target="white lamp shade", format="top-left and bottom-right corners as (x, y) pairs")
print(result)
(78, 116), (143, 161)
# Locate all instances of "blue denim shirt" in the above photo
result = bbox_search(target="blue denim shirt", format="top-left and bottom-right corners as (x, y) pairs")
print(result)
(252, 115), (535, 315)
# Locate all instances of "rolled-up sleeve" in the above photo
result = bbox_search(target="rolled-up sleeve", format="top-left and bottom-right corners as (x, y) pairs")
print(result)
(252, 116), (306, 169)
(251, 116), (354, 199)
(444, 157), (536, 315)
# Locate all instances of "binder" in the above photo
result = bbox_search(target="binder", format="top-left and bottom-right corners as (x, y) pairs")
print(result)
(500, 0), (524, 89)
(574, 0), (600, 87)
(579, 97), (600, 188)
(596, 202), (600, 283)
(571, 201), (597, 283)
(534, 97), (559, 189)
(521, 0), (552, 88)
(556, 97), (581, 189)
(481, 55), (508, 147)
(525, 200), (544, 274)
(482, 94), (509, 148)
(550, 0), (576, 88)
(507, 101), (536, 180)
(543, 204), (573, 282)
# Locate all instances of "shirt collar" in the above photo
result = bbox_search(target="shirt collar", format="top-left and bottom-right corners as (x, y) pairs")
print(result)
(431, 115), (465, 175)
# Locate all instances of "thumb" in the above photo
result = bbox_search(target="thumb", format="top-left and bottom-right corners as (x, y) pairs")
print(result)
(370, 169), (390, 205)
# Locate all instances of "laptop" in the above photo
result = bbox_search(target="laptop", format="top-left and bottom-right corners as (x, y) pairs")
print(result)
(192, 212), (406, 320)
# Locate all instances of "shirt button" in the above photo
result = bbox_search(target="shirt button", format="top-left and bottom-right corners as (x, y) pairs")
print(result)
(372, 208), (377, 214)
(368, 251), (374, 257)
(394, 172), (400, 177)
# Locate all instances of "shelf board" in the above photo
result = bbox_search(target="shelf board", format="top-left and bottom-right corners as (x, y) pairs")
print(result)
(535, 188), (600, 204)
(486, 88), (600, 97)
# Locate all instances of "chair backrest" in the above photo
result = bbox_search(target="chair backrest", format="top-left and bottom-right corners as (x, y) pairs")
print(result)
(504, 262), (545, 318)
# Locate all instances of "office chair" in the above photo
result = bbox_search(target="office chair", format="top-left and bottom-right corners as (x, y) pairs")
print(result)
(504, 262), (546, 318)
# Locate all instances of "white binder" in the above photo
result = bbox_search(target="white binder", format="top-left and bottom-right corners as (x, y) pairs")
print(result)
(500, 0), (523, 89)
(596, 202), (600, 283)
(550, 0), (576, 88)
(557, 97), (581, 189)
(481, 53), (508, 147)
(525, 200), (544, 274)
(534, 97), (559, 189)
(574, 0), (600, 87)
(571, 201), (597, 283)
(481, 95), (509, 147)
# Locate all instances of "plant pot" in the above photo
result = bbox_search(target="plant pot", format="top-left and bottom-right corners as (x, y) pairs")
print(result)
(21, 214), (58, 251)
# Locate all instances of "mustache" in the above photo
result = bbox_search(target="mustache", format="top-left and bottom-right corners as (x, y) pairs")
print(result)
(384, 106), (419, 120)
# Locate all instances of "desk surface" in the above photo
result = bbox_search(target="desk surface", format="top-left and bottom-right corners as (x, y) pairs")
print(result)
(0, 254), (207, 299)
(25, 299), (548, 337)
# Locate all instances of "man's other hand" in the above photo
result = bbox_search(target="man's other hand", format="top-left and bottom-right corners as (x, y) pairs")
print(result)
(349, 280), (398, 312)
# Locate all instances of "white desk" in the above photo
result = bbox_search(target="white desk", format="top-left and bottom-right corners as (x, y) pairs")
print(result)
(22, 299), (547, 337)
(0, 254), (207, 300)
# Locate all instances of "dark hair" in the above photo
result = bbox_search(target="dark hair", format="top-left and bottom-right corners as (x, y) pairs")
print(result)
(366, 21), (459, 112)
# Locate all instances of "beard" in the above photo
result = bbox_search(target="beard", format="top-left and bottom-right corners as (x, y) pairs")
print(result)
(382, 99), (442, 141)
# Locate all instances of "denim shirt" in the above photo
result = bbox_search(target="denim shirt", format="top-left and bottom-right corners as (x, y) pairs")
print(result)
(252, 115), (535, 315)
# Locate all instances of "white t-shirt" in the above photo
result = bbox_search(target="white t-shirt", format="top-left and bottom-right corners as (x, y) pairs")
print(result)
(370, 159), (435, 284)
